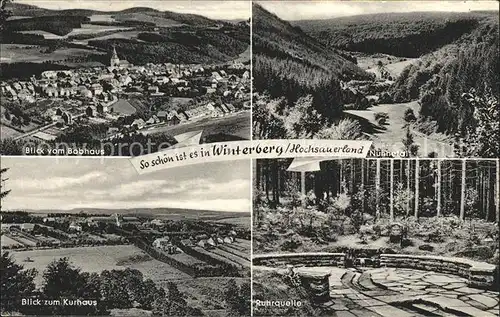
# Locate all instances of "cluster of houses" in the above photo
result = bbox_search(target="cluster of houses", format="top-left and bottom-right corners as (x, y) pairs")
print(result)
(154, 102), (239, 126)
(152, 230), (238, 254)
(1, 48), (249, 106)
(1, 49), (250, 143)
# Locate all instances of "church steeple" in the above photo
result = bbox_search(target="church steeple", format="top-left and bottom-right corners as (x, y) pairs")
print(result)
(110, 45), (120, 67)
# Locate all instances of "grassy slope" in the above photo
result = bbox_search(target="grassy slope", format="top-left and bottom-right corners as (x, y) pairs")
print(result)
(345, 101), (454, 157)
(10, 245), (191, 287)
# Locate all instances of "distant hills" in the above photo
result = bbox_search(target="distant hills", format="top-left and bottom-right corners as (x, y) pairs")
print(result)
(2, 2), (250, 69)
(293, 11), (499, 58)
(7, 3), (217, 26)
(15, 207), (249, 218)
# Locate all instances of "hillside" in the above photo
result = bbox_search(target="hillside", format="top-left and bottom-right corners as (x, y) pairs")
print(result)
(7, 2), (217, 26)
(1, 3), (249, 74)
(252, 3), (372, 121)
(390, 14), (498, 148)
(294, 11), (498, 57)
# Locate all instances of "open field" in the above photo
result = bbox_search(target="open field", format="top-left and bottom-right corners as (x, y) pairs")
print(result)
(219, 244), (249, 260)
(18, 24), (133, 39)
(211, 216), (250, 227)
(89, 15), (117, 23)
(232, 45), (251, 64)
(232, 239), (250, 250)
(219, 244), (250, 260)
(355, 52), (418, 79)
(0, 44), (105, 64)
(142, 111), (250, 140)
(0, 125), (23, 138)
(1, 234), (23, 247)
(193, 246), (241, 267)
(345, 101), (454, 157)
(168, 252), (206, 266)
(209, 248), (250, 267)
(114, 13), (181, 27)
(72, 30), (144, 45)
(11, 245), (191, 287)
(384, 59), (416, 78)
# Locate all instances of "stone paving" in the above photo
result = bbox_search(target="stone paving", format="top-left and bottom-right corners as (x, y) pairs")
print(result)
(255, 266), (500, 317)
(368, 267), (499, 317)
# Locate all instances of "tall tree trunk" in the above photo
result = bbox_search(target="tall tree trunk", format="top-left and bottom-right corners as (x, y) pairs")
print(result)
(460, 159), (466, 220)
(496, 160), (500, 223)
(272, 160), (279, 205)
(390, 159), (394, 222)
(301, 171), (306, 207)
(255, 159), (261, 190)
(376, 159), (381, 220)
(406, 159), (411, 215)
(361, 159), (365, 214)
(265, 160), (270, 201)
(485, 166), (491, 221)
(350, 158), (355, 193)
(437, 160), (441, 217)
(414, 159), (420, 218)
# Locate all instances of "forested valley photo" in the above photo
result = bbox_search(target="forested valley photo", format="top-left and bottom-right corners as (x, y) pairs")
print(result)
(253, 2), (498, 158)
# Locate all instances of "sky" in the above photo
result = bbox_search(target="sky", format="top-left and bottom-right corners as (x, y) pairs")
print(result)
(15, 0), (251, 20)
(257, 1), (499, 21)
(1, 157), (250, 213)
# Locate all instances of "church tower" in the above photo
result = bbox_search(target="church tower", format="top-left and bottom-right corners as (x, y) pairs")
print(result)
(110, 46), (120, 67)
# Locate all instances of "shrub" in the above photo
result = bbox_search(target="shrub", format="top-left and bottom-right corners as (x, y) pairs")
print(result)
(403, 108), (417, 122)
(280, 236), (302, 252)
(401, 238), (414, 248)
(374, 112), (389, 121)
(454, 246), (494, 260)
(419, 244), (434, 251)
(373, 218), (391, 237)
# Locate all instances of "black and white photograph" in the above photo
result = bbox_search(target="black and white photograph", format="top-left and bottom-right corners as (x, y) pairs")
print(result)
(252, 157), (499, 316)
(1, 0), (500, 316)
(0, 0), (251, 156)
(252, 1), (499, 158)
(0, 157), (251, 316)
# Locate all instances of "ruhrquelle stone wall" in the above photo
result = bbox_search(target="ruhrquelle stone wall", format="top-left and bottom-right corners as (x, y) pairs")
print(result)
(380, 254), (497, 289)
(253, 252), (345, 267)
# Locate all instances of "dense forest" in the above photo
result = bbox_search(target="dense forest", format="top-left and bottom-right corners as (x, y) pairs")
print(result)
(295, 12), (494, 58)
(6, 15), (89, 36)
(252, 4), (373, 128)
(390, 15), (499, 156)
(88, 26), (249, 65)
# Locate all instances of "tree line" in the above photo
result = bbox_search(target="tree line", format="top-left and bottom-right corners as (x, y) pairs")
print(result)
(254, 158), (500, 223)
(296, 12), (485, 58)
(1, 252), (203, 316)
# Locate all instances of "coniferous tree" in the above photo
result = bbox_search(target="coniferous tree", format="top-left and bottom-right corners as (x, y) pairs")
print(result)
(0, 252), (37, 314)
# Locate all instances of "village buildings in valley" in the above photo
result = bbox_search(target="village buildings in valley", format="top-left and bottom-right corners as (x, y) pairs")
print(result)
(0, 47), (250, 145)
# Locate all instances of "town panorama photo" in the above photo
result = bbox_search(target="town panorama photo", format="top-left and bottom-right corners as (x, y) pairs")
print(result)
(0, 0), (251, 156)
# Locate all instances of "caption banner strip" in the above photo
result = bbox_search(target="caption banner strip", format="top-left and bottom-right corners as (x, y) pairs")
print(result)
(130, 139), (373, 174)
